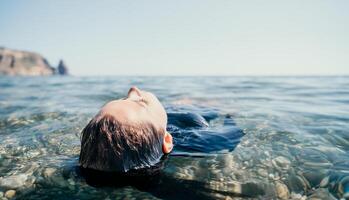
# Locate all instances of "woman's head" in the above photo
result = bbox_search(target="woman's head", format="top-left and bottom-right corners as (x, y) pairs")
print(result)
(79, 87), (173, 172)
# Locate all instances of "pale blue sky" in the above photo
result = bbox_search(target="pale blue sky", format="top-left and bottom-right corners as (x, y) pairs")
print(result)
(1, 1), (348, 76)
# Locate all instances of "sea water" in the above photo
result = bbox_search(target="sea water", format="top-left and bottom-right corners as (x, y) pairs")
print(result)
(0, 76), (348, 199)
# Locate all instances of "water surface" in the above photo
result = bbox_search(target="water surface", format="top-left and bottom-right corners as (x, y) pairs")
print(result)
(0, 76), (348, 199)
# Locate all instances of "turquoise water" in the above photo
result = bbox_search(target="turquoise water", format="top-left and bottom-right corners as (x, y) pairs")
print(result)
(0, 76), (348, 199)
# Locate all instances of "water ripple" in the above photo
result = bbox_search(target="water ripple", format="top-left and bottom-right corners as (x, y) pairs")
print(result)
(0, 76), (348, 199)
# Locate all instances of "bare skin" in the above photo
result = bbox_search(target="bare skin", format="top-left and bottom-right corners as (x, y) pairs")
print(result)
(98, 86), (173, 154)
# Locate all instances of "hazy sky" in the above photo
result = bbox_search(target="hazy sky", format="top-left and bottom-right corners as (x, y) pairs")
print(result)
(1, 1), (348, 76)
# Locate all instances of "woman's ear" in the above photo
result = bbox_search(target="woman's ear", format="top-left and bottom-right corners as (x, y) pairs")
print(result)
(162, 131), (173, 154)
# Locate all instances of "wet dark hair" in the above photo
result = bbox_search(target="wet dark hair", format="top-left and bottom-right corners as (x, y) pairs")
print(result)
(79, 114), (165, 172)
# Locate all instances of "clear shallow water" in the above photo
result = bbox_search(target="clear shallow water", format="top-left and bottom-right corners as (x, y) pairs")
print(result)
(0, 76), (348, 199)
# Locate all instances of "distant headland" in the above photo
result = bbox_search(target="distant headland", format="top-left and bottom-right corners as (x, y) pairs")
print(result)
(0, 47), (68, 76)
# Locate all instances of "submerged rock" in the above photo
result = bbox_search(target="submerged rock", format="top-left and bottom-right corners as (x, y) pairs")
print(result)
(206, 180), (271, 198)
(285, 174), (311, 193)
(257, 168), (268, 177)
(43, 168), (57, 178)
(320, 176), (330, 187)
(290, 192), (306, 200)
(275, 181), (289, 200)
(4, 190), (16, 199)
(0, 174), (28, 189)
(338, 176), (349, 199)
(308, 188), (336, 200)
(22, 162), (40, 175)
(301, 170), (327, 188)
(272, 156), (291, 170)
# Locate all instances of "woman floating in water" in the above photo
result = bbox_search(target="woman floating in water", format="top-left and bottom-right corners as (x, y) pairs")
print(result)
(79, 87), (244, 176)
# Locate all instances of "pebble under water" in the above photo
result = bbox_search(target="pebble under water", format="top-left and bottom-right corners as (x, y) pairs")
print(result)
(0, 76), (349, 200)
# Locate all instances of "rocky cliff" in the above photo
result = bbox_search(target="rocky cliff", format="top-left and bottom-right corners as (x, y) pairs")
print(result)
(0, 47), (68, 76)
